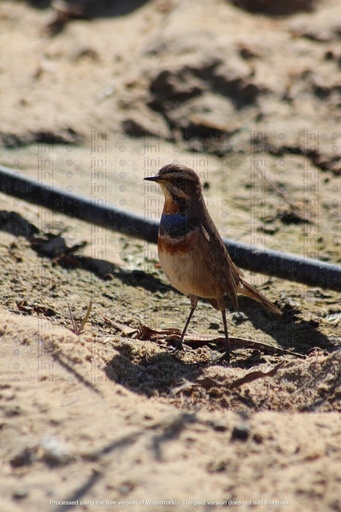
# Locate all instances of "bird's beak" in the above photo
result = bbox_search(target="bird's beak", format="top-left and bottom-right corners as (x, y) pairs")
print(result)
(144, 175), (160, 182)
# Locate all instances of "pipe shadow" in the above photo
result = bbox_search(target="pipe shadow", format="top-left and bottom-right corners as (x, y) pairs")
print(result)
(0, 210), (171, 295)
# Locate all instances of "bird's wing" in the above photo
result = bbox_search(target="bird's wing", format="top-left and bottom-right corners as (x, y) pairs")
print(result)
(197, 207), (242, 310)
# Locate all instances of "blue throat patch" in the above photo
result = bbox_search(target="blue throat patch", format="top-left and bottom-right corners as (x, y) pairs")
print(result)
(160, 212), (193, 237)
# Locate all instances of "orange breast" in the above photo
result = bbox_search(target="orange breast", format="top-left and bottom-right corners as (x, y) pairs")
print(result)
(158, 230), (198, 255)
(158, 230), (222, 300)
(163, 197), (180, 214)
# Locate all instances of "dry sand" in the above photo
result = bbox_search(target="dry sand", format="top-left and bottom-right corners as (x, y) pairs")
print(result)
(0, 1), (340, 511)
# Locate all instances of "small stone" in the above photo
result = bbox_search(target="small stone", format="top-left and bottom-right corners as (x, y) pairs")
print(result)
(231, 424), (250, 442)
(212, 421), (228, 432)
(10, 448), (36, 467)
(13, 488), (29, 500)
(253, 432), (263, 444)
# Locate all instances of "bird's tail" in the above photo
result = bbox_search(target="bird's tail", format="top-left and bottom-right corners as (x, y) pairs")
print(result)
(238, 279), (282, 315)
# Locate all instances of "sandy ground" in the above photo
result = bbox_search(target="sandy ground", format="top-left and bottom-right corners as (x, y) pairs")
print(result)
(0, 1), (341, 511)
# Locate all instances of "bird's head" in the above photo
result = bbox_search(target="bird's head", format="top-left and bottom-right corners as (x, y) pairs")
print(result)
(144, 164), (202, 201)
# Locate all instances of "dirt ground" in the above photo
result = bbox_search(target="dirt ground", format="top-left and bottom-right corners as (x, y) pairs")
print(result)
(0, 1), (341, 511)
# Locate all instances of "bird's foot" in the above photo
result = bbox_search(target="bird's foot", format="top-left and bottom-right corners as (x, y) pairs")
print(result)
(212, 348), (231, 365)
(168, 337), (184, 354)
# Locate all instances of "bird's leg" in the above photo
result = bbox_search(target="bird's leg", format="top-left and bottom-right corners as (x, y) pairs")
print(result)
(220, 308), (230, 363)
(170, 296), (198, 353)
(210, 299), (231, 364)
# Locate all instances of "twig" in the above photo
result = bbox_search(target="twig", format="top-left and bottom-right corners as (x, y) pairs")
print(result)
(68, 301), (93, 335)
(135, 325), (305, 359)
(259, 171), (312, 223)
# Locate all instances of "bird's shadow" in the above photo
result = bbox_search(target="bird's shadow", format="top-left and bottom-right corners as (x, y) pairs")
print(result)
(104, 345), (204, 397)
(236, 296), (333, 354)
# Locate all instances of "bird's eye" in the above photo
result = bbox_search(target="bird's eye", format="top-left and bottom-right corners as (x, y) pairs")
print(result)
(173, 177), (187, 187)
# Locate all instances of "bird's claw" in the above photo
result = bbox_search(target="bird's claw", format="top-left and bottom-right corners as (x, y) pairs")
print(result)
(168, 338), (184, 354)
(213, 349), (231, 365)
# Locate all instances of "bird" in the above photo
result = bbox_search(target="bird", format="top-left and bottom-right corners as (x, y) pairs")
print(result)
(144, 163), (281, 363)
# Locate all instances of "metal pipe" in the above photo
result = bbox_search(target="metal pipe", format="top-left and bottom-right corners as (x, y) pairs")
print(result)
(1, 164), (340, 291)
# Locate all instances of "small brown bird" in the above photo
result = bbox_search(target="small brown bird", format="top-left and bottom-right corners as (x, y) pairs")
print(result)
(144, 163), (281, 362)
